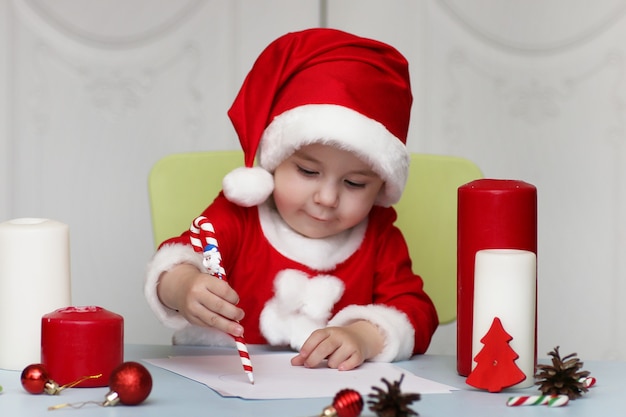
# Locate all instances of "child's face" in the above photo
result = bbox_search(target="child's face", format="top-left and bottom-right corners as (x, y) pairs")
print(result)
(272, 143), (384, 239)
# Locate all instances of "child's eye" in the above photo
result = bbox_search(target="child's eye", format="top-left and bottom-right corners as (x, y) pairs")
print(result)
(344, 179), (366, 189)
(297, 165), (318, 176)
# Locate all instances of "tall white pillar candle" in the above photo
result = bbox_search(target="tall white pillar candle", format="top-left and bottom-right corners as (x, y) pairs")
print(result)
(471, 249), (536, 389)
(0, 218), (71, 370)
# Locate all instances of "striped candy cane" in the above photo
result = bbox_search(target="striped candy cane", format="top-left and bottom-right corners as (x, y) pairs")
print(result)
(506, 395), (569, 407)
(580, 376), (596, 388)
(190, 216), (255, 384)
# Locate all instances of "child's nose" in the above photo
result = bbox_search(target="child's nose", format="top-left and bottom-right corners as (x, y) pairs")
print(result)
(314, 181), (339, 207)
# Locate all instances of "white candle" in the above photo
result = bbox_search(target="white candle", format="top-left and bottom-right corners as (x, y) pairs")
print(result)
(471, 249), (536, 389)
(0, 218), (71, 370)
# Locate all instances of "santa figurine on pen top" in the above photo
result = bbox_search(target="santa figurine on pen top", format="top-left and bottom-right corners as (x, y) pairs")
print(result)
(202, 244), (225, 279)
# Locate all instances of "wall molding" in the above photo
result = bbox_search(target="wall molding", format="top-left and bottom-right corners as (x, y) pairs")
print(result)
(440, 0), (626, 54)
(19, 0), (206, 49)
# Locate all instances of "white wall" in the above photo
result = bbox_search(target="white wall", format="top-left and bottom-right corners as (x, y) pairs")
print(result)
(0, 0), (10, 220)
(2, 0), (625, 362)
(329, 0), (626, 362)
(1, 0), (320, 346)
(436, 0), (626, 362)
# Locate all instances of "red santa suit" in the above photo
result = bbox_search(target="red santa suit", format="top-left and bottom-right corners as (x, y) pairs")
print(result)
(144, 193), (438, 361)
(145, 28), (440, 362)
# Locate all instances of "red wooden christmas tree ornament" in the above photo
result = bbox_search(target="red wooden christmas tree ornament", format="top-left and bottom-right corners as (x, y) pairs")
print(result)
(466, 317), (526, 392)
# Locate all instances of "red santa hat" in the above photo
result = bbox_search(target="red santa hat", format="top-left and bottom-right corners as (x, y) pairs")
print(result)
(223, 28), (412, 207)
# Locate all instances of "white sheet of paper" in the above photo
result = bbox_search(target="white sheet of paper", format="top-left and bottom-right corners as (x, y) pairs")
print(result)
(145, 353), (457, 399)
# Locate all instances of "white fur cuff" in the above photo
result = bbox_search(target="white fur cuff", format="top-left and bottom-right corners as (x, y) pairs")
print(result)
(144, 243), (205, 329)
(328, 304), (415, 362)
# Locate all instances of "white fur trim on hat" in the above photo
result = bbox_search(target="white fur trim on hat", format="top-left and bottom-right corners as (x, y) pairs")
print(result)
(260, 269), (344, 350)
(259, 104), (410, 207)
(222, 166), (274, 207)
(328, 304), (415, 362)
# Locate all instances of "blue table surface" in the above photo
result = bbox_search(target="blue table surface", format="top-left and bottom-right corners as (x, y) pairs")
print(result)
(0, 344), (622, 416)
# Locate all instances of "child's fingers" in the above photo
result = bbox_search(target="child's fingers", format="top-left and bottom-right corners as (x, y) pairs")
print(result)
(201, 275), (240, 305)
(290, 353), (306, 366)
(199, 290), (244, 322)
(335, 352), (362, 371)
(188, 302), (244, 337)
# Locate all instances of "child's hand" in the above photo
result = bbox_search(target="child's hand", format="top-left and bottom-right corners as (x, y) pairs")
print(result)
(157, 263), (245, 337)
(290, 320), (384, 371)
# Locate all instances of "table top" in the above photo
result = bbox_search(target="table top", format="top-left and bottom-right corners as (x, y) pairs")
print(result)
(0, 344), (621, 416)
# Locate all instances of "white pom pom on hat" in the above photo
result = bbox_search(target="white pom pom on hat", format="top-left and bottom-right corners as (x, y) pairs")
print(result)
(223, 28), (412, 208)
(222, 166), (274, 208)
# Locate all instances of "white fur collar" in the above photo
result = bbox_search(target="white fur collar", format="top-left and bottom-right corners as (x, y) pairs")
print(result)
(257, 202), (367, 271)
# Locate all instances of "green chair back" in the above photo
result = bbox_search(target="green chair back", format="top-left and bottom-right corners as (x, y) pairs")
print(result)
(148, 151), (482, 324)
(148, 151), (245, 249)
(394, 154), (482, 324)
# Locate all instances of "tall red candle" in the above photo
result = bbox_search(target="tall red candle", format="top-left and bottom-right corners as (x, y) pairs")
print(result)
(41, 306), (124, 387)
(457, 179), (536, 376)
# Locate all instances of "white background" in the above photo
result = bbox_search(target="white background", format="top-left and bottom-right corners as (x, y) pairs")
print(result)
(1, 0), (625, 362)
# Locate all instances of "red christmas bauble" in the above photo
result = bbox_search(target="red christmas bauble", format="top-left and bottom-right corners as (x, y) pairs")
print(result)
(321, 388), (363, 417)
(21, 364), (50, 394)
(333, 389), (363, 417)
(108, 361), (152, 405)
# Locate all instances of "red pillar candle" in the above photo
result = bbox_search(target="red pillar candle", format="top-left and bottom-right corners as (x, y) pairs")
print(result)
(41, 306), (124, 387)
(457, 179), (537, 376)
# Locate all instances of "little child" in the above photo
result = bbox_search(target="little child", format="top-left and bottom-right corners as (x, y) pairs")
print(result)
(145, 28), (438, 371)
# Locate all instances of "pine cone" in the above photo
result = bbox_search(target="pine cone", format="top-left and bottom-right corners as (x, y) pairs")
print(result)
(535, 346), (590, 400)
(367, 374), (420, 417)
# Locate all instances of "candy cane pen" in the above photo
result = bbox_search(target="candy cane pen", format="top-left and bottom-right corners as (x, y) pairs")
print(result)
(190, 216), (255, 384)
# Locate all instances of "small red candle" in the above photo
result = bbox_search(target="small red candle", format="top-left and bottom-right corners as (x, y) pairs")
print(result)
(457, 179), (536, 376)
(41, 306), (123, 387)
